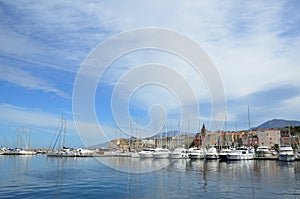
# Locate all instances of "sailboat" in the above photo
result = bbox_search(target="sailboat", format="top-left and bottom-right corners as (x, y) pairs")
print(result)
(47, 116), (78, 157)
(130, 117), (140, 158)
(170, 121), (189, 159)
(153, 119), (170, 159)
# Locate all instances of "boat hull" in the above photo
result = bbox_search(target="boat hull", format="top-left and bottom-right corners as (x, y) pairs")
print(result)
(138, 152), (153, 158)
(189, 153), (205, 159)
(278, 154), (295, 162)
(205, 154), (219, 160)
(153, 153), (170, 159)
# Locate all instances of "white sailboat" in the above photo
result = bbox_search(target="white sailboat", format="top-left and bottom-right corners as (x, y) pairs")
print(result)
(170, 122), (188, 159)
(47, 116), (78, 157)
(130, 117), (140, 158)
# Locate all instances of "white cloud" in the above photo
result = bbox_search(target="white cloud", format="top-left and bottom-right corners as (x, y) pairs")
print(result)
(1, 1), (300, 134)
(0, 65), (68, 98)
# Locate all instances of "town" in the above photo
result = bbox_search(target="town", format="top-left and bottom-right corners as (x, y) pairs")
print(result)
(108, 125), (299, 153)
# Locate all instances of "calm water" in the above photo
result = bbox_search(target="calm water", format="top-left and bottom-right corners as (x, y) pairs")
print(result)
(1, 155), (300, 199)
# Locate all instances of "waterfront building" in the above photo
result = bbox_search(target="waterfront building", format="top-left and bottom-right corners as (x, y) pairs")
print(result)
(241, 131), (259, 147)
(256, 129), (281, 148)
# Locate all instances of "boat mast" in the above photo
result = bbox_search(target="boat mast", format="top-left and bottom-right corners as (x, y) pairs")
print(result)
(178, 121), (181, 148)
(169, 120), (173, 150)
(63, 116), (66, 148)
(248, 106), (251, 130)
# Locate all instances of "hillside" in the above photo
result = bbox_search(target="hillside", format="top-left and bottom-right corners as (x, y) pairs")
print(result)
(254, 119), (300, 129)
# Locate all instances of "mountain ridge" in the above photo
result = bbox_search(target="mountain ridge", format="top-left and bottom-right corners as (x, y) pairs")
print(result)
(253, 119), (300, 129)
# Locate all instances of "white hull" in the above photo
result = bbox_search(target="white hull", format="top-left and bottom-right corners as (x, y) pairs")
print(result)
(170, 148), (189, 159)
(205, 154), (219, 160)
(47, 151), (77, 157)
(153, 148), (170, 159)
(188, 148), (205, 159)
(256, 146), (274, 158)
(205, 147), (219, 160)
(227, 153), (254, 160)
(278, 154), (295, 162)
(153, 153), (170, 159)
(169, 152), (189, 159)
(17, 150), (37, 155)
(278, 146), (295, 162)
(131, 152), (140, 158)
(138, 151), (154, 158)
(227, 147), (254, 160)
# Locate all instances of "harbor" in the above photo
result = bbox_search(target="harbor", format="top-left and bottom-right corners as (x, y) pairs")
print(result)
(1, 154), (300, 198)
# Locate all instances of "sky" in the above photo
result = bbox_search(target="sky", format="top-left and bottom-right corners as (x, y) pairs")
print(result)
(0, 1), (300, 148)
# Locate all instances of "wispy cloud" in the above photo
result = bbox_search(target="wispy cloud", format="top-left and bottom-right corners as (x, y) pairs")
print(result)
(0, 65), (68, 98)
(0, 1), (300, 135)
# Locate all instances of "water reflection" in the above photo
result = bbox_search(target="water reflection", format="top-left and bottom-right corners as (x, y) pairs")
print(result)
(2, 156), (300, 198)
(98, 157), (172, 173)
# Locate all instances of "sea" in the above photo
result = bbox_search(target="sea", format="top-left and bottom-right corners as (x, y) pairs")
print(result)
(1, 155), (300, 199)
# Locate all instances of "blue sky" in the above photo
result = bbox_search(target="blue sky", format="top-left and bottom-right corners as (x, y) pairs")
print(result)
(1, 1), (300, 148)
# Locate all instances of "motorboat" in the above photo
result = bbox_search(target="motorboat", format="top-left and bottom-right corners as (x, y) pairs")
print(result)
(188, 147), (205, 159)
(278, 145), (295, 162)
(130, 151), (140, 158)
(227, 146), (254, 160)
(153, 148), (170, 159)
(138, 148), (155, 158)
(256, 146), (273, 158)
(219, 148), (234, 161)
(170, 147), (189, 159)
(205, 146), (219, 160)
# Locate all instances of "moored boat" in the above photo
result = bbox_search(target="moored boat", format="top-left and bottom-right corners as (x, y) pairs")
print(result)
(227, 146), (254, 160)
(219, 148), (233, 161)
(278, 146), (295, 162)
(138, 148), (155, 158)
(256, 146), (273, 158)
(153, 148), (170, 159)
(188, 147), (205, 159)
(205, 146), (219, 160)
(170, 147), (189, 159)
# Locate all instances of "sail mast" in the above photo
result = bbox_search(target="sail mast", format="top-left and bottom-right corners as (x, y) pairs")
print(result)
(248, 106), (251, 130)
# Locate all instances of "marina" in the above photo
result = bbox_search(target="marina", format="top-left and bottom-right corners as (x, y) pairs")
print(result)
(1, 154), (300, 198)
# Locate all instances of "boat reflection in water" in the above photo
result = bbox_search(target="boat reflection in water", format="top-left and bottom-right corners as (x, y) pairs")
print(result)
(97, 157), (172, 173)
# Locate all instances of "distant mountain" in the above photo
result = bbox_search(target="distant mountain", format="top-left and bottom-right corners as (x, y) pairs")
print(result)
(151, 130), (195, 138)
(253, 119), (300, 129)
(88, 141), (109, 149)
(88, 131), (196, 148)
